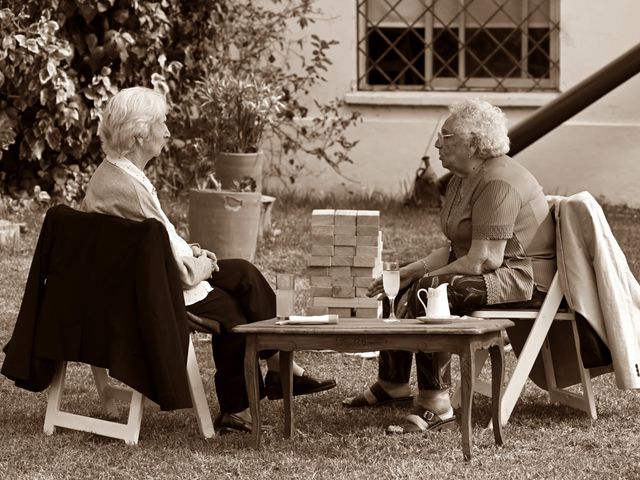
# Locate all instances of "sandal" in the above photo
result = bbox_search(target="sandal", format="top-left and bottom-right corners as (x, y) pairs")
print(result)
(385, 408), (456, 434)
(342, 382), (414, 408)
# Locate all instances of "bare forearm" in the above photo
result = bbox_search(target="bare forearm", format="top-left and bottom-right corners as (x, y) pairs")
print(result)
(404, 246), (451, 282)
(430, 255), (485, 277)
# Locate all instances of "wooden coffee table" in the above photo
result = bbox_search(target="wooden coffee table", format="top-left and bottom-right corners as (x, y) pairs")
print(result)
(234, 317), (514, 460)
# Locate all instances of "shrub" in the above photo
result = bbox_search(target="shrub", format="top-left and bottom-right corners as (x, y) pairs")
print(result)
(0, 0), (360, 201)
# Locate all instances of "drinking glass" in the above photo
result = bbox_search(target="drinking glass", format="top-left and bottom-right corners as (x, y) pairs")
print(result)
(382, 261), (400, 323)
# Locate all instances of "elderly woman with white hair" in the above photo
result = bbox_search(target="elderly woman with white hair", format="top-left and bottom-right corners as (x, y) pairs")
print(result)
(82, 86), (336, 435)
(343, 98), (556, 434)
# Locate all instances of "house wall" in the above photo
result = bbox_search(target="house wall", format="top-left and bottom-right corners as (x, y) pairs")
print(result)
(264, 0), (640, 206)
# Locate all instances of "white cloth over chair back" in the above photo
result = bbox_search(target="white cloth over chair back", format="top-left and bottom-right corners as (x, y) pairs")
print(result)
(548, 192), (640, 389)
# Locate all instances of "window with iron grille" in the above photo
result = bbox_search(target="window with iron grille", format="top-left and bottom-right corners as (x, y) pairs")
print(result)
(358, 0), (560, 92)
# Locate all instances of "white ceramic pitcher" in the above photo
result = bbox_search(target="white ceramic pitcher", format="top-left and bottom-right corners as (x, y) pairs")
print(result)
(417, 283), (450, 317)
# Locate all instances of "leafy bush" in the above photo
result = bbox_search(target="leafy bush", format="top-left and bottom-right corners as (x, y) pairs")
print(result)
(0, 0), (360, 202)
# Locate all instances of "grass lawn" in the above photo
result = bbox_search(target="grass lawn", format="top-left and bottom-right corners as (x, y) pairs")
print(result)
(1, 193), (639, 480)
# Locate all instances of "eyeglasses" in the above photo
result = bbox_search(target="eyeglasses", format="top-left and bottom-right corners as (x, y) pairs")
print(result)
(437, 131), (456, 144)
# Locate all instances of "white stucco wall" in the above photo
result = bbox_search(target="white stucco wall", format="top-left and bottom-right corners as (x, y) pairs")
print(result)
(264, 0), (640, 206)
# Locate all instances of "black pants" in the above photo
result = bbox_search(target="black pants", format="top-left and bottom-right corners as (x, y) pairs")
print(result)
(186, 259), (276, 414)
(379, 273), (546, 391)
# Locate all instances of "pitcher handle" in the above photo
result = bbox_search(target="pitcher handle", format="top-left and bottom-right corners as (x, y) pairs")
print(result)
(416, 288), (429, 315)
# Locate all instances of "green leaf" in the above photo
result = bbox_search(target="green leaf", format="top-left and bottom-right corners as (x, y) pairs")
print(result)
(32, 139), (45, 160)
(45, 126), (62, 150)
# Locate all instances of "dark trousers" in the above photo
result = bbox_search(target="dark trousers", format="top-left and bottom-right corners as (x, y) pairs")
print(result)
(186, 259), (276, 414)
(379, 273), (546, 391)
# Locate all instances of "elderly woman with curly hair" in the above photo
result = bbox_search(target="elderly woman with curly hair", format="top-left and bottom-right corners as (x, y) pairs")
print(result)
(343, 98), (556, 434)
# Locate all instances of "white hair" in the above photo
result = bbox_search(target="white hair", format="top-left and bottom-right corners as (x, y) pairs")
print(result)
(449, 98), (510, 159)
(98, 87), (167, 157)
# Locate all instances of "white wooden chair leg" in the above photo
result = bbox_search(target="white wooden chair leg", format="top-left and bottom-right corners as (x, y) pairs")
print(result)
(571, 319), (597, 419)
(44, 361), (66, 435)
(545, 318), (598, 418)
(186, 336), (215, 438)
(124, 392), (145, 445)
(44, 362), (145, 444)
(500, 275), (564, 425)
(43, 339), (214, 443)
(91, 366), (120, 416)
(541, 337), (558, 399)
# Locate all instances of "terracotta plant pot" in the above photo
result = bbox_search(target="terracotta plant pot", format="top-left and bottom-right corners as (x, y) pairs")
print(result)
(188, 189), (262, 261)
(215, 151), (264, 192)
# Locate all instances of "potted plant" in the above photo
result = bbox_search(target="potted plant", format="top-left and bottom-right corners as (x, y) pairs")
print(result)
(192, 69), (284, 191)
(187, 68), (283, 261)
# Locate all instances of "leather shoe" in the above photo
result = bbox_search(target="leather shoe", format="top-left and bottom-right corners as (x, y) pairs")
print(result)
(264, 371), (337, 400)
(213, 412), (251, 434)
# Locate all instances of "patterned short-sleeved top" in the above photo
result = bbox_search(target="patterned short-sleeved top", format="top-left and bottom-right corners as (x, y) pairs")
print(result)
(440, 155), (556, 304)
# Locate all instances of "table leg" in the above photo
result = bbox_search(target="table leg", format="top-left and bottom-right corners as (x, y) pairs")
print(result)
(244, 335), (261, 448)
(489, 338), (505, 446)
(459, 344), (476, 461)
(279, 351), (294, 437)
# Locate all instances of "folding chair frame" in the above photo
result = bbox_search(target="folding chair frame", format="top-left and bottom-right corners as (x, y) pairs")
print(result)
(452, 272), (598, 426)
(43, 335), (214, 445)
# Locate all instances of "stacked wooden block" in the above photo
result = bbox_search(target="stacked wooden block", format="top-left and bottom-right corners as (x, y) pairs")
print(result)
(306, 209), (382, 318)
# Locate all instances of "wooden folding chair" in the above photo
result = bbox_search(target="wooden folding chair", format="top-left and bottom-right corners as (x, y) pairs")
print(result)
(43, 312), (217, 445)
(451, 271), (611, 426)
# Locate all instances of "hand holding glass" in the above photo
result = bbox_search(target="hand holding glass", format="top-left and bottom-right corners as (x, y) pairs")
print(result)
(382, 261), (400, 323)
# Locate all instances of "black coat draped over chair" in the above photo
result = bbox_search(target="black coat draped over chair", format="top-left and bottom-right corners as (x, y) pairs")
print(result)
(1, 205), (193, 410)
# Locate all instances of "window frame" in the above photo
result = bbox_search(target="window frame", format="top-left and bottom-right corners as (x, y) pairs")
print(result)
(357, 0), (561, 92)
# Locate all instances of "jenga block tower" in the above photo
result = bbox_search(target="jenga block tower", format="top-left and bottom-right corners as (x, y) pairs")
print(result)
(306, 208), (382, 317)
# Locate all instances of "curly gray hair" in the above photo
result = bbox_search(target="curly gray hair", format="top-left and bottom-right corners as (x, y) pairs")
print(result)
(449, 98), (510, 159)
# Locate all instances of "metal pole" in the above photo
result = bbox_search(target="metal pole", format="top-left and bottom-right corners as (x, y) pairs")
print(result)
(508, 42), (640, 156)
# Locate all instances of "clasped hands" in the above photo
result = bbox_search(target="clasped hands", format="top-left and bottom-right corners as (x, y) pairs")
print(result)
(191, 244), (219, 275)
